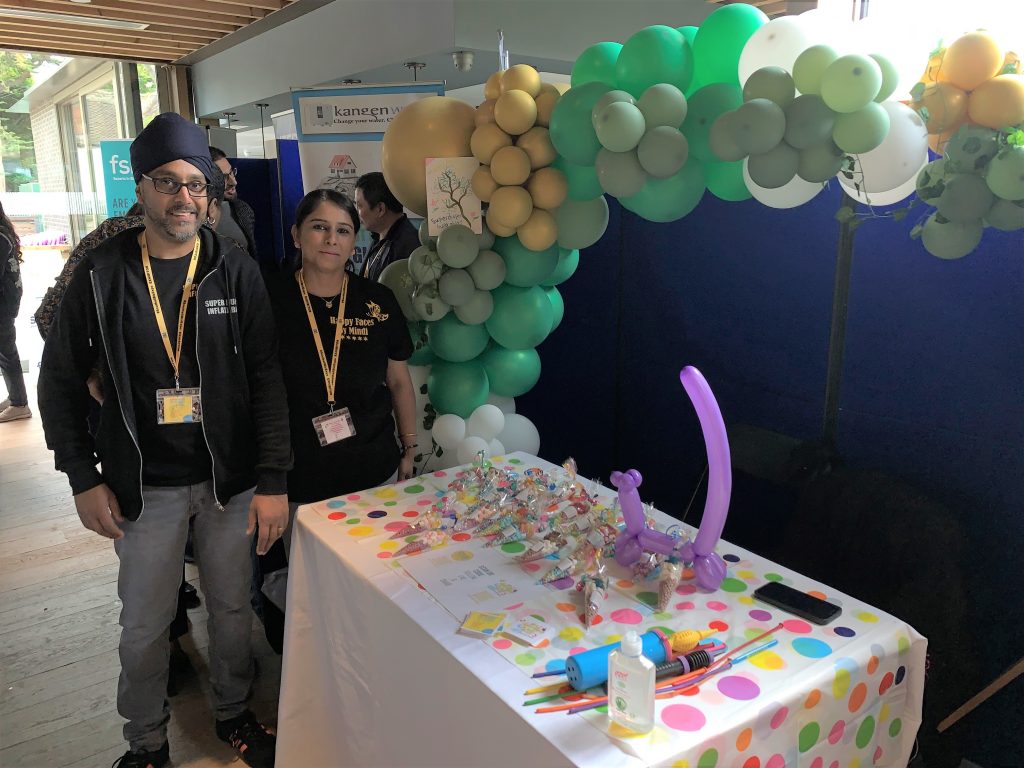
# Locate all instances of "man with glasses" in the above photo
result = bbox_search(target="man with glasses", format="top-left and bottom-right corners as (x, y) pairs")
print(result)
(38, 112), (289, 768)
(209, 146), (257, 260)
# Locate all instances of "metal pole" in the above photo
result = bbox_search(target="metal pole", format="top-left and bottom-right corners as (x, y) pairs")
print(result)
(821, 191), (858, 448)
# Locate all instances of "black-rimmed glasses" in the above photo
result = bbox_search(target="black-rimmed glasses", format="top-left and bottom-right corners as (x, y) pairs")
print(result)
(142, 173), (210, 197)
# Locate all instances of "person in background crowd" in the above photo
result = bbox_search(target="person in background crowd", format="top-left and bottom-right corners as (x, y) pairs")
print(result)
(0, 201), (30, 422)
(209, 147), (257, 260)
(353, 171), (419, 282)
(38, 112), (290, 768)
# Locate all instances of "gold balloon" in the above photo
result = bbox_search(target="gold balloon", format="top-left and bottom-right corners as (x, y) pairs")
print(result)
(501, 64), (542, 97)
(517, 208), (558, 251)
(494, 90), (538, 136)
(915, 83), (968, 133)
(470, 122), (513, 164)
(488, 185), (533, 229)
(534, 84), (562, 128)
(490, 145), (532, 186)
(516, 126), (557, 169)
(526, 167), (568, 210)
(475, 99), (497, 126)
(484, 71), (503, 101)
(968, 75), (1024, 129)
(485, 205), (516, 237)
(381, 96), (475, 216)
(471, 166), (499, 202)
(928, 118), (965, 154)
(942, 32), (1004, 91)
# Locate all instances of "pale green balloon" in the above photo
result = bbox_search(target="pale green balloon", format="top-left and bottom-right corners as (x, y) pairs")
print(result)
(784, 94), (835, 149)
(453, 289), (495, 325)
(467, 249), (506, 291)
(984, 198), (1024, 231)
(681, 83), (743, 163)
(378, 259), (418, 321)
(742, 66), (795, 109)
(709, 112), (745, 162)
(797, 141), (843, 183)
(937, 173), (995, 224)
(944, 125), (1000, 175)
(411, 282), (451, 321)
(748, 141), (799, 189)
(921, 212), (983, 260)
(555, 196), (610, 250)
(820, 54), (882, 114)
(478, 221), (496, 250)
(408, 245), (444, 284)
(436, 224), (479, 268)
(594, 101), (647, 152)
(733, 98), (786, 155)
(438, 267), (476, 306)
(985, 147), (1024, 201)
(637, 127), (689, 178)
(418, 218), (437, 249)
(595, 148), (647, 197)
(637, 83), (688, 128)
(832, 103), (889, 155)
(916, 159), (949, 203)
(870, 54), (898, 103)
(793, 45), (839, 96)
(591, 90), (637, 127)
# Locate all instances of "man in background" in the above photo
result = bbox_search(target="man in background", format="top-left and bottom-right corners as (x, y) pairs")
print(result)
(209, 147), (257, 260)
(354, 172), (419, 282)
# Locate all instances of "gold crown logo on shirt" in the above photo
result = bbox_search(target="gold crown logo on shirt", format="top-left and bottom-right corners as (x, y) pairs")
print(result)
(366, 300), (389, 322)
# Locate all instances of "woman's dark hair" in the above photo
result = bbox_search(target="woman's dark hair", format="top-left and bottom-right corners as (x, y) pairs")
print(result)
(294, 188), (360, 236)
(0, 201), (22, 263)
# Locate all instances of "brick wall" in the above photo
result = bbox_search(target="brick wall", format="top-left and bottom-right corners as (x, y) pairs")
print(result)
(29, 105), (70, 237)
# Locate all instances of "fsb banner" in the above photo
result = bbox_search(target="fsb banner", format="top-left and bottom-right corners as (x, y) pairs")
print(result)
(99, 140), (136, 217)
(290, 83), (443, 270)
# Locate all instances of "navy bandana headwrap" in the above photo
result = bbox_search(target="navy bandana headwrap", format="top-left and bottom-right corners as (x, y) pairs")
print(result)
(130, 112), (215, 183)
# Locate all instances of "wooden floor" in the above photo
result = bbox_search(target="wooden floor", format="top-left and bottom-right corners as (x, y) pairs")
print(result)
(0, 385), (282, 768)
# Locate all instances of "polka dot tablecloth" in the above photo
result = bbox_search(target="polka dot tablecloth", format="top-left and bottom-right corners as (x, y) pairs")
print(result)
(306, 453), (925, 766)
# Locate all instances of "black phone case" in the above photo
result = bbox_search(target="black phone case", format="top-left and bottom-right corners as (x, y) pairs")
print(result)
(753, 582), (842, 625)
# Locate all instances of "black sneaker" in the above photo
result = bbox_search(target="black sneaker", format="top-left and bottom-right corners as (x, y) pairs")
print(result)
(215, 710), (276, 768)
(181, 580), (201, 610)
(111, 742), (169, 768)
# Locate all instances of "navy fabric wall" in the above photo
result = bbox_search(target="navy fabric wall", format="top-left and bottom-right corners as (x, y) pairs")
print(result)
(233, 158), (280, 267)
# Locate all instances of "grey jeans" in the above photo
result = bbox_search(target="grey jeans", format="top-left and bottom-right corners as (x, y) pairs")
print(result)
(115, 481), (255, 751)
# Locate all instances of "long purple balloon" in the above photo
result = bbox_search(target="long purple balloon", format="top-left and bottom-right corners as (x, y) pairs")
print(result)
(678, 366), (731, 590)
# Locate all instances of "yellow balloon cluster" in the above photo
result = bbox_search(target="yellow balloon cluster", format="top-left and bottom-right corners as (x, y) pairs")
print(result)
(914, 32), (1024, 153)
(471, 65), (568, 251)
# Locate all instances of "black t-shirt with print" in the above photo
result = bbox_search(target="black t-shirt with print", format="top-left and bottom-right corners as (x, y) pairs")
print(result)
(266, 271), (413, 504)
(122, 240), (212, 486)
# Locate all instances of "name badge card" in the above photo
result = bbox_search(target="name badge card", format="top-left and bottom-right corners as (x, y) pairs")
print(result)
(156, 387), (202, 424)
(312, 407), (356, 447)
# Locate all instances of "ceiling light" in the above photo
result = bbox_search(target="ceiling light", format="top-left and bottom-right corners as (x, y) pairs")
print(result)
(0, 7), (148, 30)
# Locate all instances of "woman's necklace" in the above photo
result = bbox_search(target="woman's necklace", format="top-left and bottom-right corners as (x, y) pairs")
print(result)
(322, 294), (340, 310)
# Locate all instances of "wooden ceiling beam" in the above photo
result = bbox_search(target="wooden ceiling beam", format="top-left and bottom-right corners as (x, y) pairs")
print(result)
(203, 0), (288, 11)
(0, 23), (196, 56)
(0, 0), (243, 34)
(0, 17), (216, 45)
(0, 37), (176, 62)
(105, 0), (265, 22)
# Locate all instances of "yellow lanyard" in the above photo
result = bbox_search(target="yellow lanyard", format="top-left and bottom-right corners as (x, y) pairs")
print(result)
(140, 234), (201, 388)
(296, 270), (348, 411)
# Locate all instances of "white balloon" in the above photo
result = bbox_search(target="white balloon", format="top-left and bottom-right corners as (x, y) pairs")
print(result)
(743, 158), (824, 209)
(838, 157), (926, 205)
(497, 414), (540, 456)
(848, 14), (940, 101)
(841, 102), (927, 200)
(431, 413), (466, 451)
(738, 18), (815, 86)
(466, 404), (505, 440)
(486, 393), (516, 414)
(456, 435), (490, 465)
(487, 438), (506, 457)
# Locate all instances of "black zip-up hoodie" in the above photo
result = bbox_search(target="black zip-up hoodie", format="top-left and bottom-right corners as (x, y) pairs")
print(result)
(38, 225), (292, 520)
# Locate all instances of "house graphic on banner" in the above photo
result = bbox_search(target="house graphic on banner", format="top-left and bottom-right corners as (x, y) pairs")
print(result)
(319, 154), (358, 196)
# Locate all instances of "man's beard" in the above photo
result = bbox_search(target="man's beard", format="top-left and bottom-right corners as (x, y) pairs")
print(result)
(145, 200), (201, 243)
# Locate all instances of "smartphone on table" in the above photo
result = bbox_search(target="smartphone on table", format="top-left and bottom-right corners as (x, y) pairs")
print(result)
(753, 581), (842, 625)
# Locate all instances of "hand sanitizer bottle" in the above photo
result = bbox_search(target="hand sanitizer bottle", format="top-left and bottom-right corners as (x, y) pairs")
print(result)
(607, 629), (655, 733)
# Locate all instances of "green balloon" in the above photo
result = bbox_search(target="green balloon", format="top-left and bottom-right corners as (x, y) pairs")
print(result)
(677, 26), (698, 46)
(411, 282), (450, 321)
(407, 321), (435, 366)
(615, 25), (694, 98)
(486, 283), (554, 350)
(916, 158), (949, 203)
(378, 259), (417, 320)
(591, 90), (636, 127)
(478, 221), (496, 251)
(944, 126), (999, 175)
(438, 267), (476, 306)
(552, 155), (604, 201)
(595, 148), (647, 197)
(832, 103), (889, 155)
(921, 212), (983, 260)
(784, 95), (836, 150)
(637, 127), (689, 179)
(705, 160), (751, 201)
(820, 55), (883, 114)
(453, 289), (494, 325)
(467, 249), (506, 290)
(984, 198), (1024, 231)
(870, 54), (899, 103)
(637, 83), (688, 128)
(594, 101), (647, 152)
(555, 196), (610, 250)
(682, 83), (743, 163)
(418, 219), (437, 249)
(743, 66), (795, 109)
(985, 147), (1024, 201)
(427, 360), (489, 418)
(692, 3), (768, 87)
(544, 286), (564, 332)
(549, 81), (611, 166)
(493, 235), (558, 287)
(747, 141), (799, 189)
(408, 245), (444, 284)
(436, 224), (479, 268)
(793, 45), (839, 96)
(797, 141), (844, 183)
(427, 312), (490, 363)
(733, 98), (786, 155)
(937, 174), (995, 224)
(541, 247), (579, 287)
(480, 344), (541, 397)
(572, 41), (623, 88)
(621, 158), (706, 222)
(709, 112), (745, 162)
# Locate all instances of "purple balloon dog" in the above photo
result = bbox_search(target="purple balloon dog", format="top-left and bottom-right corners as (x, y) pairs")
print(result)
(611, 366), (732, 590)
